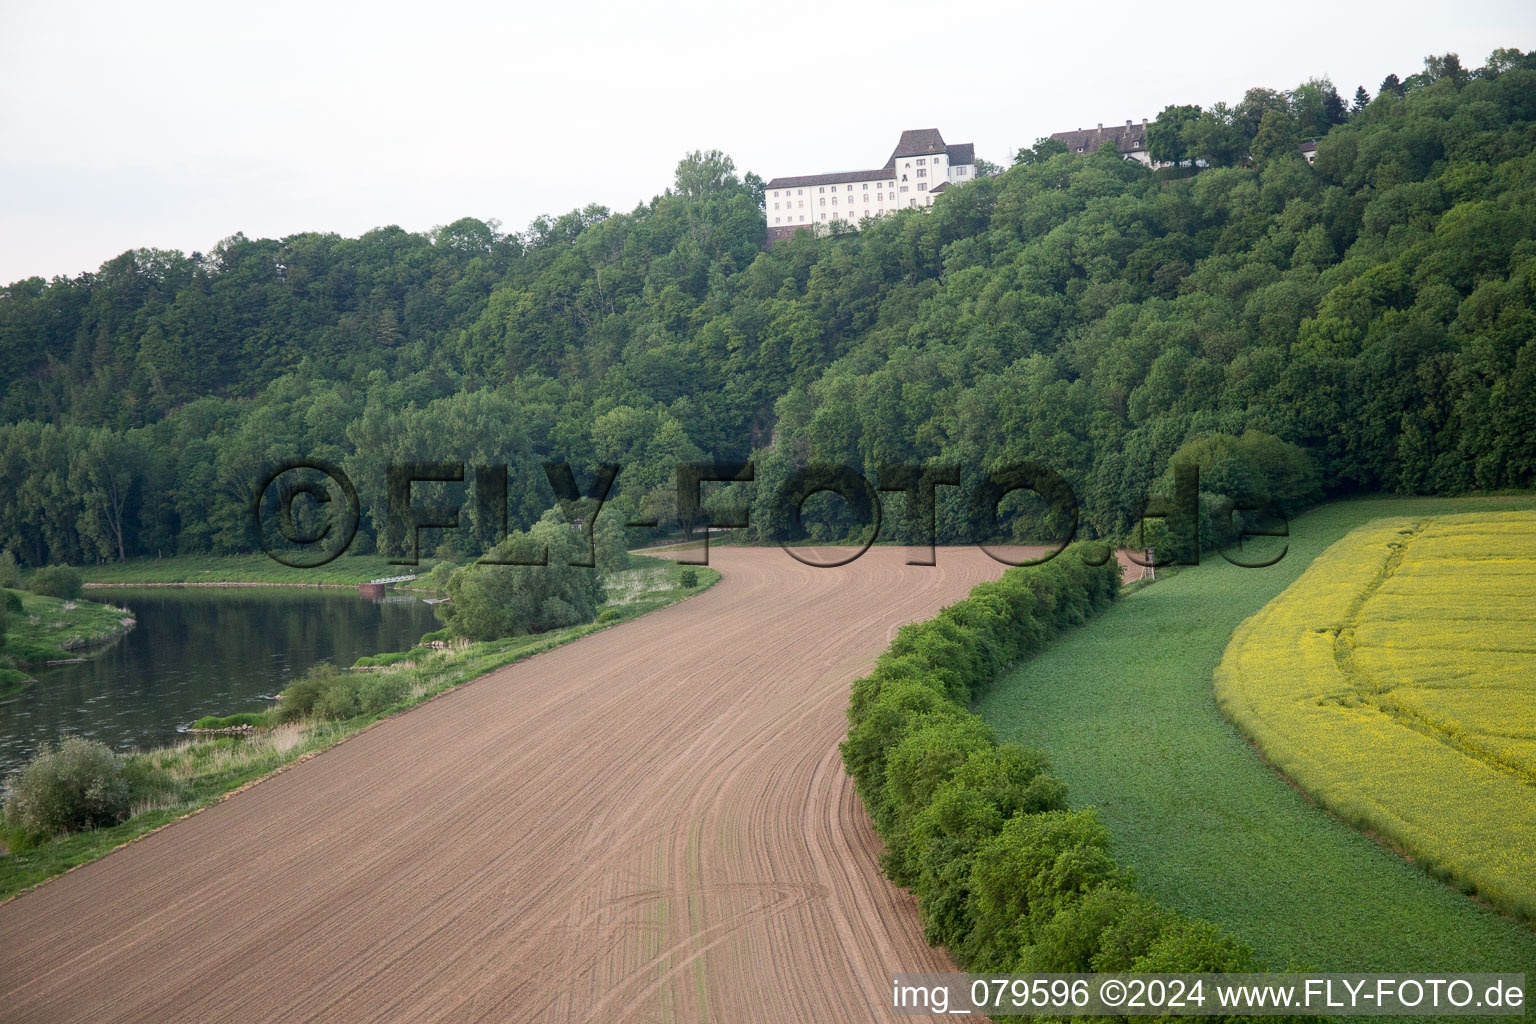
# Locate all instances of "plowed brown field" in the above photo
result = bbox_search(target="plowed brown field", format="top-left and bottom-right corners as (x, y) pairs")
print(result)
(0, 546), (1129, 1023)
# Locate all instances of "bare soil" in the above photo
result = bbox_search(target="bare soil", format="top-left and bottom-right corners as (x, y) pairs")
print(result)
(0, 546), (1125, 1022)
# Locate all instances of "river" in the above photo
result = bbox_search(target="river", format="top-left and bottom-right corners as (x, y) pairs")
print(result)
(0, 587), (441, 777)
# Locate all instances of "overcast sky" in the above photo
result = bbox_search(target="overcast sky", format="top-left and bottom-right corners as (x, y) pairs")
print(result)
(1, 0), (1531, 286)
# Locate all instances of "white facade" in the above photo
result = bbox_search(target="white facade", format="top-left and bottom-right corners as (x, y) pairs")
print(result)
(764, 129), (976, 237)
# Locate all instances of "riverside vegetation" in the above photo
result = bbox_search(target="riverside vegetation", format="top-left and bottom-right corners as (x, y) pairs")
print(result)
(0, 586), (137, 691)
(0, 557), (716, 897)
(1215, 509), (1536, 923)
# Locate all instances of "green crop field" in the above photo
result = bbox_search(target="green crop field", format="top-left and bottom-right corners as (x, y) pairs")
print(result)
(1216, 511), (1536, 922)
(971, 495), (1536, 977)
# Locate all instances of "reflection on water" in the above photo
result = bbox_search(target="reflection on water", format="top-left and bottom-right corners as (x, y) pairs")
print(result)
(0, 588), (440, 777)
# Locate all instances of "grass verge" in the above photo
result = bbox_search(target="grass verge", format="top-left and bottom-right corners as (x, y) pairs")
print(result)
(0, 557), (717, 899)
(972, 495), (1536, 978)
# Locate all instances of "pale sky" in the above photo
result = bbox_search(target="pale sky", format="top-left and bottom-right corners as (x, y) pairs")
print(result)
(1, 0), (1532, 286)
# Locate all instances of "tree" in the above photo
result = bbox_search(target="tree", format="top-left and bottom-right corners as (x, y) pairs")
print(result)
(1235, 87), (1289, 140)
(1251, 109), (1301, 168)
(1352, 85), (1371, 113)
(673, 150), (740, 199)
(1290, 78), (1347, 136)
(1423, 52), (1468, 87)
(1380, 73), (1406, 98)
(441, 509), (604, 641)
(1186, 103), (1247, 166)
(27, 565), (83, 600)
(72, 429), (146, 563)
(1146, 104), (1201, 166)
(1014, 138), (1068, 166)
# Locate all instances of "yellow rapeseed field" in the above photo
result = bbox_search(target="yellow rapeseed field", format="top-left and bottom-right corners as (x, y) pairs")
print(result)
(1215, 510), (1536, 921)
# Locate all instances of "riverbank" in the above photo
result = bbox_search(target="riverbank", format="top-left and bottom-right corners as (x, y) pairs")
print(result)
(1, 589), (136, 672)
(69, 553), (442, 588)
(0, 558), (718, 900)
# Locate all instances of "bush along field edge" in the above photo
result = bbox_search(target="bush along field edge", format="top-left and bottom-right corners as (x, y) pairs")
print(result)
(840, 542), (1321, 999)
(0, 558), (718, 900)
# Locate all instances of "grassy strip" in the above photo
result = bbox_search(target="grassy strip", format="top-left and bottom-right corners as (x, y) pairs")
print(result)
(972, 496), (1536, 980)
(68, 553), (440, 587)
(841, 544), (1285, 980)
(1214, 511), (1536, 923)
(1, 588), (136, 668)
(0, 558), (718, 900)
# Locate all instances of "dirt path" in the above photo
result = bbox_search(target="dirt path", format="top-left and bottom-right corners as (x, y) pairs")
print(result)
(0, 547), (1105, 1023)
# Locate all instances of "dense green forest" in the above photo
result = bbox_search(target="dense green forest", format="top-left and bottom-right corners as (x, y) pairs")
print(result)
(1, 48), (1533, 566)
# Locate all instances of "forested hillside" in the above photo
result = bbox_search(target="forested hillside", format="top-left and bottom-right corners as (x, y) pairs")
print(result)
(2, 49), (1533, 566)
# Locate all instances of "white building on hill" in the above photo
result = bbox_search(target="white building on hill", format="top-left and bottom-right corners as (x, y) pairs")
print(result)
(1048, 120), (1154, 165)
(764, 129), (977, 242)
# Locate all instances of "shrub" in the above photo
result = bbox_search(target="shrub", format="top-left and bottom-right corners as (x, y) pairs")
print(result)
(426, 561), (456, 592)
(964, 810), (1128, 969)
(3, 736), (131, 838)
(0, 550), (19, 588)
(597, 608), (622, 624)
(27, 565), (83, 600)
(3, 589), (22, 613)
(446, 510), (603, 641)
(678, 567), (699, 589)
(274, 663), (410, 724)
(1130, 918), (1258, 972)
(0, 600), (8, 649)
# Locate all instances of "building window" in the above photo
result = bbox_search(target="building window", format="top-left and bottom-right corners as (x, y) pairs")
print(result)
(899, 185), (908, 193)
(864, 209), (870, 217)
(876, 193), (882, 201)
(820, 197), (826, 206)
(917, 157), (925, 165)
(917, 168), (926, 178)
(819, 186), (825, 193)
(910, 199), (916, 207)
(846, 184), (853, 191)
(832, 196), (838, 204)
(862, 182), (869, 189)
(821, 213), (826, 220)
(798, 200), (803, 208)
(773, 202), (779, 209)
(775, 217), (781, 224)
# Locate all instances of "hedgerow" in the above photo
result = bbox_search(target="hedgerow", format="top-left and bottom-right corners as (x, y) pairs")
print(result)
(841, 543), (1285, 986)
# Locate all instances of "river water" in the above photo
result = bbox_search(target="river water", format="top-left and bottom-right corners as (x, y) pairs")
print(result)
(0, 588), (441, 778)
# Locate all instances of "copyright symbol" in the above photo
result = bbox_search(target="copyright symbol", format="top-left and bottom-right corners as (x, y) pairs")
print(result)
(1101, 979), (1126, 1007)
(250, 459), (360, 568)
